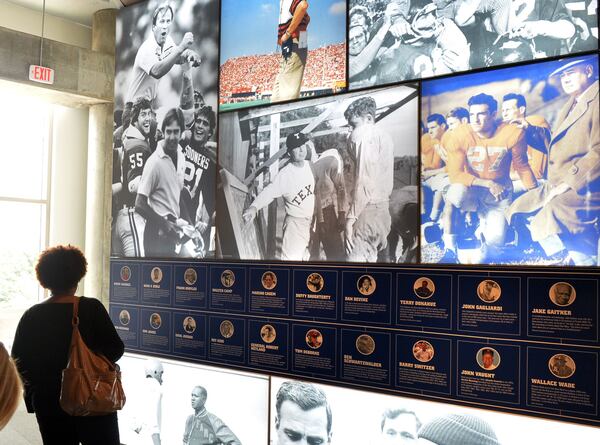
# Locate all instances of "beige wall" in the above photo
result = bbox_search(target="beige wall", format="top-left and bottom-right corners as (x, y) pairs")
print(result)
(0, 0), (91, 49)
(48, 105), (89, 254)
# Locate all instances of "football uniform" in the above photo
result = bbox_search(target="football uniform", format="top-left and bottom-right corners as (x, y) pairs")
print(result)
(444, 122), (536, 247)
(509, 115), (550, 185)
(181, 142), (217, 253)
(421, 133), (444, 171)
(112, 126), (150, 257)
(445, 122), (536, 189)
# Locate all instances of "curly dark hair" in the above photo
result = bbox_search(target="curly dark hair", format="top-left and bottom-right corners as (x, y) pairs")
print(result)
(344, 97), (377, 121)
(35, 245), (87, 294)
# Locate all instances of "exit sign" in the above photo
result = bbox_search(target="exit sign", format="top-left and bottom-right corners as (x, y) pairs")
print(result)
(29, 65), (54, 85)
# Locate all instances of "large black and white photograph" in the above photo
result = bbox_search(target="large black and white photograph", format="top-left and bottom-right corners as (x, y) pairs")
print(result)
(111, 0), (219, 259)
(269, 377), (600, 444)
(421, 54), (600, 266)
(118, 353), (269, 444)
(217, 86), (418, 263)
(348, 0), (599, 90)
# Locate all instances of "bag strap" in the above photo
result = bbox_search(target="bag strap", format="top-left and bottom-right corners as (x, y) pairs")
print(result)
(72, 297), (80, 327)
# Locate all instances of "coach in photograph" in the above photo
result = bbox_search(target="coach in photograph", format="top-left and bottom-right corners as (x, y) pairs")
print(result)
(271, 0), (310, 102)
(508, 57), (600, 265)
(183, 385), (241, 445)
(125, 3), (199, 106)
(344, 97), (394, 262)
(242, 132), (315, 261)
(274, 381), (332, 445)
(136, 108), (191, 257)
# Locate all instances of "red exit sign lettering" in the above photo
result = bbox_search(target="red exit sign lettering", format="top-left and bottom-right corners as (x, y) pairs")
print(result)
(29, 65), (54, 85)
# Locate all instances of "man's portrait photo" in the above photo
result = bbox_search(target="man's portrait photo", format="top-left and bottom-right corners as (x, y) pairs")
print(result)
(221, 269), (236, 288)
(413, 277), (435, 299)
(119, 310), (131, 326)
(220, 320), (235, 338)
(151, 266), (163, 284)
(183, 316), (197, 334)
(305, 329), (323, 349)
(260, 324), (277, 344)
(273, 380), (332, 445)
(412, 340), (434, 363)
(356, 334), (376, 355)
(120, 266), (132, 282)
(306, 273), (324, 293)
(357, 275), (376, 296)
(150, 312), (162, 330)
(549, 354), (576, 379)
(549, 282), (576, 307)
(477, 347), (500, 371)
(477, 280), (501, 303)
(262, 271), (278, 290)
(380, 408), (421, 445)
(184, 268), (198, 286)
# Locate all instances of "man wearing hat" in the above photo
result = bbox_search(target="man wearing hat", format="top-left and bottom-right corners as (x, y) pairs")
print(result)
(550, 354), (574, 378)
(243, 132), (315, 260)
(418, 413), (500, 445)
(508, 57), (600, 265)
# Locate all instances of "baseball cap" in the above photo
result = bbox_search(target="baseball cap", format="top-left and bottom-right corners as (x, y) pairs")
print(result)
(418, 414), (500, 445)
(286, 132), (309, 150)
(549, 57), (596, 77)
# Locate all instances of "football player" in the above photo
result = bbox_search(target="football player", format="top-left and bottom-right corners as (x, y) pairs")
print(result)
(501, 93), (550, 193)
(112, 97), (153, 256)
(443, 93), (537, 261)
(445, 107), (469, 130)
(422, 114), (447, 221)
(180, 105), (217, 257)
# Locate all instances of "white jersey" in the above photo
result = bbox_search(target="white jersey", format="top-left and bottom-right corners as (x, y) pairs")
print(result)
(251, 161), (315, 219)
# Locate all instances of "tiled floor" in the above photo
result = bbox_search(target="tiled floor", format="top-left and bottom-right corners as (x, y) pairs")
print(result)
(0, 402), (42, 445)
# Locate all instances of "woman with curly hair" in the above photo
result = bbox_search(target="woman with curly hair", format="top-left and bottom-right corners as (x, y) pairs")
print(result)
(11, 245), (124, 445)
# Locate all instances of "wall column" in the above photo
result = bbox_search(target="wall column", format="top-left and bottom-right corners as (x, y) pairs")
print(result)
(84, 9), (116, 305)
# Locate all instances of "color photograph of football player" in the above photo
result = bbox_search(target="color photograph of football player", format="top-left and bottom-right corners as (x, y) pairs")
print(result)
(111, 0), (219, 260)
(348, 0), (598, 90)
(421, 53), (600, 266)
(219, 0), (347, 111)
(217, 85), (418, 263)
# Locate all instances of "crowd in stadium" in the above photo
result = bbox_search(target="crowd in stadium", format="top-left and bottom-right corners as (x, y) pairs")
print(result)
(219, 44), (346, 104)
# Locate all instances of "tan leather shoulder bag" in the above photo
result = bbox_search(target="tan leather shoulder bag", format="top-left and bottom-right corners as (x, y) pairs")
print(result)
(59, 297), (126, 416)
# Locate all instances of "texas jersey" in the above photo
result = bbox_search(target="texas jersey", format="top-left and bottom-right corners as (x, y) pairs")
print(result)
(421, 133), (444, 170)
(444, 122), (536, 189)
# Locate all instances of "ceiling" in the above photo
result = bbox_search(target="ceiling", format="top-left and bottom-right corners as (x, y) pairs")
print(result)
(5, 0), (144, 26)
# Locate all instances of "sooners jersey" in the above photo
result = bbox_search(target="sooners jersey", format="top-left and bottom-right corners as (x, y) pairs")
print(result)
(443, 123), (536, 189)
(183, 142), (216, 217)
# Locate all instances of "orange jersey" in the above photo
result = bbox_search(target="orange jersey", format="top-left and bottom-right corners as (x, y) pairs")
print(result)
(421, 133), (444, 170)
(509, 115), (550, 180)
(444, 123), (536, 189)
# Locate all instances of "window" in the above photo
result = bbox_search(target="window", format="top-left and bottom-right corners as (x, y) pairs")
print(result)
(0, 92), (52, 346)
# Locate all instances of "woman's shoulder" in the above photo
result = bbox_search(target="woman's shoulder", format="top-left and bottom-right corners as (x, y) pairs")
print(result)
(79, 296), (106, 311)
